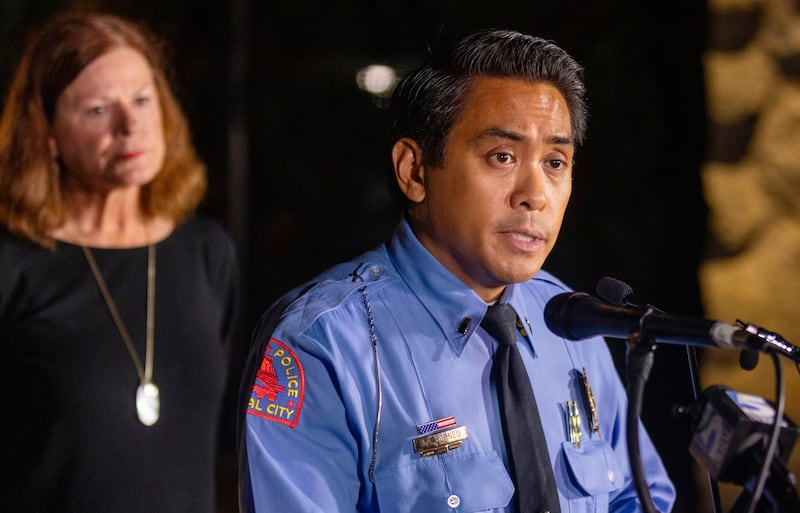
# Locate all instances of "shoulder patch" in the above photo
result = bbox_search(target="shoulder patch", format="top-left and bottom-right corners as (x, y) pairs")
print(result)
(247, 338), (304, 428)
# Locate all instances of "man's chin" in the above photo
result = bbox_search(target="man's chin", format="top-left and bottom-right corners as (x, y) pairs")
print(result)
(494, 266), (544, 286)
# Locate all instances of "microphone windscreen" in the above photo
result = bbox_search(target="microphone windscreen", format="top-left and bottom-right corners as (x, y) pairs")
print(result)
(596, 276), (633, 307)
(738, 349), (759, 371)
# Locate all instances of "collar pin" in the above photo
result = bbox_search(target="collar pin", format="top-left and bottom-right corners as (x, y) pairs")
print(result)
(457, 317), (472, 335)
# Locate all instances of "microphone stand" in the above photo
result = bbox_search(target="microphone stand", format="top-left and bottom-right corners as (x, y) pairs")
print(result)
(684, 344), (724, 513)
(595, 277), (799, 513)
(624, 325), (661, 513)
(595, 276), (723, 513)
(630, 331), (800, 513)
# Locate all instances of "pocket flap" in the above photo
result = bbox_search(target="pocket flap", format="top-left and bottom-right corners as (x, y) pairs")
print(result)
(374, 451), (514, 513)
(561, 439), (624, 496)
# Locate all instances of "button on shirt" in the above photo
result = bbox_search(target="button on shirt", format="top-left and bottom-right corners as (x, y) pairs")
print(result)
(243, 218), (676, 513)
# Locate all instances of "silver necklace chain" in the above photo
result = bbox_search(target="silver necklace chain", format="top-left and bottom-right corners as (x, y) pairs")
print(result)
(82, 244), (155, 384)
(82, 244), (159, 425)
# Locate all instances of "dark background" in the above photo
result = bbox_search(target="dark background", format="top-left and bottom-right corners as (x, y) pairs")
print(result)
(1, 1), (710, 512)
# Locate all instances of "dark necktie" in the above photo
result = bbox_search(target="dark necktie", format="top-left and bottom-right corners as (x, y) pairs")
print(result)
(482, 303), (561, 513)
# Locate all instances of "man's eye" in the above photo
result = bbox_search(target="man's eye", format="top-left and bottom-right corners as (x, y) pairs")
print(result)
(492, 152), (513, 164)
(548, 159), (565, 169)
(87, 106), (107, 116)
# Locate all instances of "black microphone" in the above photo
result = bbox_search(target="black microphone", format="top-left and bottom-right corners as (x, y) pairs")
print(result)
(596, 276), (637, 307)
(544, 291), (755, 350)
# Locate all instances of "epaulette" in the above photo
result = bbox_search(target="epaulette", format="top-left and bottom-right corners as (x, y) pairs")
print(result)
(283, 261), (393, 329)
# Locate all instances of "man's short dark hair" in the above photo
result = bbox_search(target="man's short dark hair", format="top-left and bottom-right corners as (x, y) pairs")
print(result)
(387, 28), (587, 206)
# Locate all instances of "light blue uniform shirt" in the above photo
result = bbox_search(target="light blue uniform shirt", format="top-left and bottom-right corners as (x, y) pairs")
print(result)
(243, 218), (675, 512)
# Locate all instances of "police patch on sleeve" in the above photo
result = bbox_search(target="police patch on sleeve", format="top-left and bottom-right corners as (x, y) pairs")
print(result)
(247, 338), (304, 428)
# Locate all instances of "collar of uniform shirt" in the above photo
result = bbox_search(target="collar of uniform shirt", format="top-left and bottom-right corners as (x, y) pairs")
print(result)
(385, 217), (539, 357)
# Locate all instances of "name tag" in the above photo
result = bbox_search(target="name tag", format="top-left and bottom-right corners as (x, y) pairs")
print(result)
(412, 426), (468, 457)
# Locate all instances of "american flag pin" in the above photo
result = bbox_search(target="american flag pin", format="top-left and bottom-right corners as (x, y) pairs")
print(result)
(416, 415), (457, 434)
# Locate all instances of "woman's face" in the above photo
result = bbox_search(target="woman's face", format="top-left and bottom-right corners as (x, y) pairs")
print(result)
(49, 47), (166, 192)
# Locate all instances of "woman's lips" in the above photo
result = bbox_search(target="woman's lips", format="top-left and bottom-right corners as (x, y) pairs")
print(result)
(117, 150), (143, 161)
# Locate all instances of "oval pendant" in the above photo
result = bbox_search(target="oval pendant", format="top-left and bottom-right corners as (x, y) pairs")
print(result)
(136, 381), (160, 426)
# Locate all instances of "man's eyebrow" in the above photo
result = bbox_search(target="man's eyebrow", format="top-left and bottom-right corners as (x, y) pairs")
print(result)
(476, 127), (573, 146)
(478, 127), (526, 142)
(547, 134), (574, 146)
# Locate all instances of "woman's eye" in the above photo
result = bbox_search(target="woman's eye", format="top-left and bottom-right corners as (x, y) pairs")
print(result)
(134, 96), (150, 106)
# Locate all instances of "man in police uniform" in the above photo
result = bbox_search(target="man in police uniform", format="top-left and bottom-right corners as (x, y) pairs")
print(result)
(239, 29), (676, 513)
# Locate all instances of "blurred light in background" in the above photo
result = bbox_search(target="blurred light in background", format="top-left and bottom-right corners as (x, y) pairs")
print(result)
(356, 64), (398, 96)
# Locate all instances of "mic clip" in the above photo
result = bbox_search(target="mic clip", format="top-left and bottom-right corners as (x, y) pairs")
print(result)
(736, 319), (800, 367)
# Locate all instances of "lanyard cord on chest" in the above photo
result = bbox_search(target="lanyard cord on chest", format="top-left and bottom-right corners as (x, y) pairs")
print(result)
(360, 286), (382, 483)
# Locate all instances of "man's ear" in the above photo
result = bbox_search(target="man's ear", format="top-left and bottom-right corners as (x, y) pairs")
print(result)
(392, 137), (426, 204)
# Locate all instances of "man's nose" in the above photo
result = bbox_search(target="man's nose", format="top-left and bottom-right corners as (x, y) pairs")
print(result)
(511, 162), (547, 210)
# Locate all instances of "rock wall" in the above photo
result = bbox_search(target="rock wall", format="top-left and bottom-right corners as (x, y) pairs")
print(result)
(700, 0), (800, 509)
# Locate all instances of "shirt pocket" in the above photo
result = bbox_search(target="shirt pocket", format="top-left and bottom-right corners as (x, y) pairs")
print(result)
(559, 439), (624, 513)
(374, 451), (514, 513)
